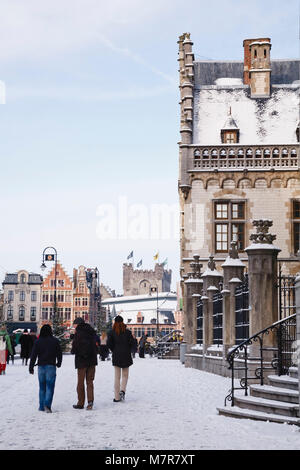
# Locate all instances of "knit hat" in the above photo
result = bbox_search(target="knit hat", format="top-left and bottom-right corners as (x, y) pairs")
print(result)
(73, 317), (85, 325)
(114, 315), (124, 323)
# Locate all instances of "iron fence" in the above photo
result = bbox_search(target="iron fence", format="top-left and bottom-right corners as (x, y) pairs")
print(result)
(235, 274), (249, 345)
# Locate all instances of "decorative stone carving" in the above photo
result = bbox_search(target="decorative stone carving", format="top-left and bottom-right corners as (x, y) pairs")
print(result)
(249, 219), (277, 244)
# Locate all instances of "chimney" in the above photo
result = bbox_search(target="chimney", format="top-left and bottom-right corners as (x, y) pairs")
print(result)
(243, 37), (272, 97)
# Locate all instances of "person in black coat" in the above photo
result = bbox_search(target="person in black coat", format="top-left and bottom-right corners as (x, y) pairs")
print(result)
(131, 335), (138, 358)
(29, 324), (62, 413)
(107, 315), (135, 402)
(20, 330), (33, 365)
(71, 317), (98, 410)
(138, 334), (147, 358)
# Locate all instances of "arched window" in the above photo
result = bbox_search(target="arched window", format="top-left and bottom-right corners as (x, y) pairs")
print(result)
(211, 149), (218, 159)
(282, 149), (288, 158)
(273, 148), (279, 158)
(20, 273), (26, 284)
(19, 306), (25, 321)
(238, 149), (244, 157)
(246, 149), (253, 158)
(220, 149), (226, 158)
(202, 149), (209, 159)
(255, 149), (261, 158)
(7, 306), (13, 320)
(264, 149), (270, 158)
(194, 149), (201, 158)
(291, 149), (297, 157)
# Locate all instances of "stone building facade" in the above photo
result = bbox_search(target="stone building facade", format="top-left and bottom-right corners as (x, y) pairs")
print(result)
(123, 263), (172, 296)
(178, 33), (300, 346)
(41, 262), (73, 328)
(2, 270), (43, 332)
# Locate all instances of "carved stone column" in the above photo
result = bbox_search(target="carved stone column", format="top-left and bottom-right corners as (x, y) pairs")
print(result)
(183, 255), (203, 346)
(245, 220), (281, 347)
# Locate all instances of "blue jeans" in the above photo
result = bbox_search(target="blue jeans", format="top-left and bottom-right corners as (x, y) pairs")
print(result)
(38, 365), (57, 411)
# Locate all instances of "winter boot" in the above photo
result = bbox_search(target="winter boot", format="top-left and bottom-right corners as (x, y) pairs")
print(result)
(86, 402), (93, 410)
(120, 390), (125, 401)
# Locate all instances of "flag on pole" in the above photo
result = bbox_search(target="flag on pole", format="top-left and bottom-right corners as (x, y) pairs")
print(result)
(137, 259), (142, 268)
(162, 258), (168, 267)
(127, 251), (133, 260)
(153, 251), (159, 262)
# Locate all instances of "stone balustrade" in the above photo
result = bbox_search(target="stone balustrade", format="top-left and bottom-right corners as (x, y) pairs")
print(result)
(191, 144), (299, 171)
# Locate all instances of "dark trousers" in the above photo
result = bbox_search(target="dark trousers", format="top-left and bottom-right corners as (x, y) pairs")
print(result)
(76, 366), (95, 406)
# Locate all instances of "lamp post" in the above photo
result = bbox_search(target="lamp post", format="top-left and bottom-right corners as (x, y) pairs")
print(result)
(41, 247), (58, 328)
(150, 285), (159, 339)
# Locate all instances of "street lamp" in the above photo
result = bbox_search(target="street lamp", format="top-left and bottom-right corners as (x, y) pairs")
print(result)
(150, 285), (159, 338)
(41, 247), (58, 326)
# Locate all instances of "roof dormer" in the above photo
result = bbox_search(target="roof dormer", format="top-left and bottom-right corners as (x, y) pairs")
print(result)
(221, 108), (240, 144)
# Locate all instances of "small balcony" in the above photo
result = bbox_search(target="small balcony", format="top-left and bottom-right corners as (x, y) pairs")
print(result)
(192, 145), (299, 172)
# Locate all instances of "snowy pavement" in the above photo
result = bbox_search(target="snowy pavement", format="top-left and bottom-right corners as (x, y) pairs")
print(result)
(1, 354), (300, 450)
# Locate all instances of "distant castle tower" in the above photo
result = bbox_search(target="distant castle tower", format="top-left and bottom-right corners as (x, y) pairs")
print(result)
(123, 263), (172, 296)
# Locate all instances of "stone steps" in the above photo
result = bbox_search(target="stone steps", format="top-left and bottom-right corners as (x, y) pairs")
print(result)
(217, 406), (300, 425)
(234, 394), (299, 417)
(250, 384), (299, 404)
(217, 368), (299, 425)
(268, 375), (299, 391)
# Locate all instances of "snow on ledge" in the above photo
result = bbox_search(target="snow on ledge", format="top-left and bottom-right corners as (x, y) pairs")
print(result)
(214, 78), (243, 86)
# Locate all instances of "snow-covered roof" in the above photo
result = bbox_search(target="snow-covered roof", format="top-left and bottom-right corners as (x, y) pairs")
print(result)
(193, 86), (300, 145)
(102, 292), (177, 325)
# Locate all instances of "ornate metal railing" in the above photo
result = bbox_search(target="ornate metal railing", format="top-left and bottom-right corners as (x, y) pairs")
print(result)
(278, 273), (296, 320)
(155, 329), (183, 358)
(196, 298), (204, 345)
(235, 275), (249, 345)
(213, 290), (223, 346)
(192, 144), (299, 171)
(224, 314), (296, 407)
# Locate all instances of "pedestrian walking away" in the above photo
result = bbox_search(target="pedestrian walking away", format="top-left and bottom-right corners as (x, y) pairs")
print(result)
(19, 329), (33, 366)
(99, 332), (109, 361)
(0, 325), (13, 375)
(131, 334), (138, 359)
(138, 334), (148, 358)
(71, 317), (98, 410)
(28, 324), (62, 413)
(107, 315), (135, 403)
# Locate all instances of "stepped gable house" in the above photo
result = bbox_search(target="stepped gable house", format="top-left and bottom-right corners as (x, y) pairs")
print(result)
(178, 34), (300, 337)
(41, 262), (73, 327)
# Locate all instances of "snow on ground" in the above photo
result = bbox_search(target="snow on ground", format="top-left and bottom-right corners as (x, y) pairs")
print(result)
(0, 354), (300, 450)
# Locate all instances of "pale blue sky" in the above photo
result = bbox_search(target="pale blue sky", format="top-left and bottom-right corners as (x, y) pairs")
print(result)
(0, 0), (299, 293)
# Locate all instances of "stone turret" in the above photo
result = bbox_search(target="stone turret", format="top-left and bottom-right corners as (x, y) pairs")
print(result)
(178, 32), (194, 198)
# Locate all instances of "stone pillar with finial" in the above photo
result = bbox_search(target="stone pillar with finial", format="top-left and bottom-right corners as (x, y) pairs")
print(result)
(221, 241), (246, 356)
(201, 255), (223, 352)
(183, 254), (203, 345)
(245, 219), (281, 345)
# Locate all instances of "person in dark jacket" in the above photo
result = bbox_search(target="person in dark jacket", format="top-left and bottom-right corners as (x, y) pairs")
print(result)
(29, 324), (62, 413)
(138, 334), (147, 358)
(20, 329), (33, 365)
(71, 317), (98, 410)
(131, 335), (138, 359)
(107, 315), (135, 402)
(99, 332), (109, 361)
